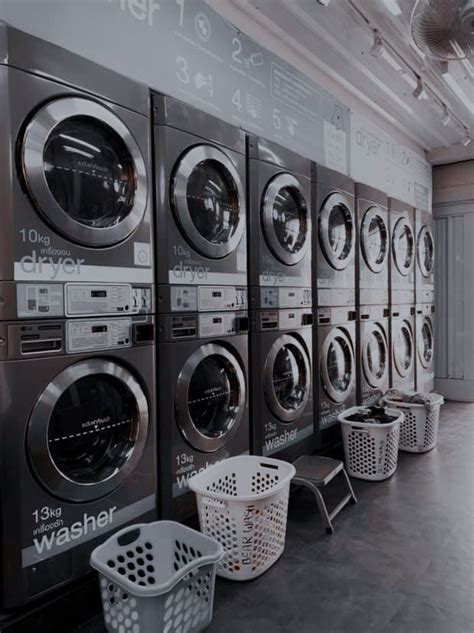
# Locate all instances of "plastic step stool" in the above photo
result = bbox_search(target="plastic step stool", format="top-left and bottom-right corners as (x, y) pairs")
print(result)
(292, 455), (357, 534)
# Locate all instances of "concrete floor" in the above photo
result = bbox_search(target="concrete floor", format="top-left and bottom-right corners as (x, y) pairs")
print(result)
(75, 401), (474, 633)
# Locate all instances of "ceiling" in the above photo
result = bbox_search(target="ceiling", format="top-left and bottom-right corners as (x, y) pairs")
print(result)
(210, 0), (474, 163)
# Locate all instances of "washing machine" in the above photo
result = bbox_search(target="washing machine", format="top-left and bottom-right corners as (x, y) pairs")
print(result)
(312, 164), (356, 307)
(247, 136), (312, 310)
(157, 311), (249, 521)
(415, 210), (435, 304)
(390, 304), (416, 391)
(316, 306), (357, 448)
(389, 198), (415, 306)
(0, 315), (156, 608)
(0, 25), (154, 322)
(250, 308), (313, 460)
(152, 92), (247, 316)
(415, 303), (435, 392)
(355, 184), (389, 306)
(356, 305), (390, 406)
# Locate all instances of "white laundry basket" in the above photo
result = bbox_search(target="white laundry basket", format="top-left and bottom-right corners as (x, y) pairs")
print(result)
(188, 455), (296, 581)
(90, 521), (224, 633)
(338, 407), (403, 481)
(383, 392), (444, 453)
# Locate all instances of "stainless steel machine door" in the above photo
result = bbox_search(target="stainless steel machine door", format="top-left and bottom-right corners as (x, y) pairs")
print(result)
(362, 323), (388, 388)
(175, 343), (246, 452)
(417, 225), (435, 278)
(360, 207), (388, 273)
(27, 359), (149, 502)
(21, 98), (147, 247)
(264, 334), (311, 422)
(418, 317), (434, 369)
(171, 145), (245, 259)
(319, 192), (355, 271)
(262, 173), (310, 266)
(392, 217), (415, 276)
(321, 327), (355, 402)
(393, 319), (414, 377)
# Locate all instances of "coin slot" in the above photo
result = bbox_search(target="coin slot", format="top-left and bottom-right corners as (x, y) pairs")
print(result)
(21, 338), (62, 355)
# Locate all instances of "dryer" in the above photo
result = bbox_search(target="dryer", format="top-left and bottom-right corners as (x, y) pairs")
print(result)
(312, 165), (356, 307)
(415, 210), (435, 304)
(247, 137), (312, 310)
(390, 304), (416, 391)
(0, 25), (154, 322)
(416, 303), (435, 393)
(152, 93), (247, 316)
(355, 184), (389, 306)
(157, 311), (249, 521)
(389, 198), (416, 306)
(316, 306), (357, 448)
(356, 305), (390, 406)
(250, 308), (313, 461)
(0, 315), (156, 608)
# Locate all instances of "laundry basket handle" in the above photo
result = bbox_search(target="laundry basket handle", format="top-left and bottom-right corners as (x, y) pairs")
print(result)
(117, 526), (141, 547)
(351, 426), (370, 434)
(260, 461), (279, 470)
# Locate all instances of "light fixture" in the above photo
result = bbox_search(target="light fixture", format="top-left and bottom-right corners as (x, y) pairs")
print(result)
(370, 30), (385, 58)
(413, 76), (427, 99)
(441, 105), (451, 126)
(442, 62), (474, 115)
(383, 0), (402, 16)
(461, 129), (472, 146)
(316, 0), (331, 5)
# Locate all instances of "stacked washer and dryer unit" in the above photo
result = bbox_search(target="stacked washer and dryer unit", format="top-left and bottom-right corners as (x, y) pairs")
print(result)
(247, 137), (314, 462)
(152, 94), (250, 522)
(0, 27), (157, 609)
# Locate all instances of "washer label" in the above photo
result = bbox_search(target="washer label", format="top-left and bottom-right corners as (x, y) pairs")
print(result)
(16, 283), (64, 317)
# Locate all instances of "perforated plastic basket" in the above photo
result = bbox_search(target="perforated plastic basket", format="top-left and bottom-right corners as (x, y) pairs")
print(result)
(383, 392), (444, 453)
(188, 455), (296, 581)
(338, 407), (403, 481)
(90, 521), (224, 633)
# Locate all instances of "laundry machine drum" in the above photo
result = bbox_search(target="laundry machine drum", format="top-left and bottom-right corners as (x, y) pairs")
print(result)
(360, 206), (388, 273)
(393, 321), (414, 377)
(262, 173), (310, 266)
(321, 328), (355, 403)
(27, 359), (149, 502)
(264, 334), (311, 422)
(171, 145), (245, 259)
(319, 192), (354, 271)
(21, 98), (147, 247)
(392, 217), (415, 276)
(362, 325), (388, 388)
(175, 343), (246, 453)
(419, 318), (434, 368)
(417, 226), (435, 278)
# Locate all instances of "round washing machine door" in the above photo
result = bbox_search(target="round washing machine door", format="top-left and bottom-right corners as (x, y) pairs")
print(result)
(264, 334), (311, 422)
(175, 343), (246, 453)
(418, 317), (434, 369)
(21, 97), (147, 247)
(27, 359), (149, 502)
(417, 225), (435, 278)
(360, 206), (388, 273)
(362, 323), (389, 389)
(171, 145), (245, 259)
(392, 320), (414, 378)
(319, 192), (355, 271)
(321, 327), (355, 403)
(261, 173), (310, 266)
(392, 217), (415, 276)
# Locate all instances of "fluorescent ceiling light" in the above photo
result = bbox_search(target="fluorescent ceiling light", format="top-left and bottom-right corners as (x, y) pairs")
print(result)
(442, 63), (474, 115)
(381, 50), (403, 72)
(383, 0), (402, 16)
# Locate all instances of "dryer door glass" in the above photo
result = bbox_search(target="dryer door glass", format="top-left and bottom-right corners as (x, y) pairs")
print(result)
(172, 146), (245, 259)
(393, 321), (414, 377)
(176, 344), (246, 452)
(319, 193), (354, 271)
(264, 335), (310, 422)
(392, 218), (415, 275)
(27, 360), (149, 502)
(361, 208), (388, 273)
(22, 98), (147, 247)
(262, 174), (310, 266)
(417, 226), (434, 277)
(321, 329), (355, 403)
(420, 319), (434, 367)
(363, 328), (388, 387)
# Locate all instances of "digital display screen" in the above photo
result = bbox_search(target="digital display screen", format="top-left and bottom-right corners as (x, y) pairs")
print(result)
(91, 325), (107, 333)
(91, 290), (107, 298)
(212, 291), (222, 297)
(213, 318), (222, 324)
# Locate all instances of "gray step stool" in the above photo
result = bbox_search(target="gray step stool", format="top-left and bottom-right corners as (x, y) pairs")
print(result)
(293, 455), (357, 534)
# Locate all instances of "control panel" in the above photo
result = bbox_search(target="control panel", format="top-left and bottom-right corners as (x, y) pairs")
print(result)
(169, 286), (247, 312)
(66, 319), (132, 353)
(260, 287), (311, 309)
(162, 311), (249, 341)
